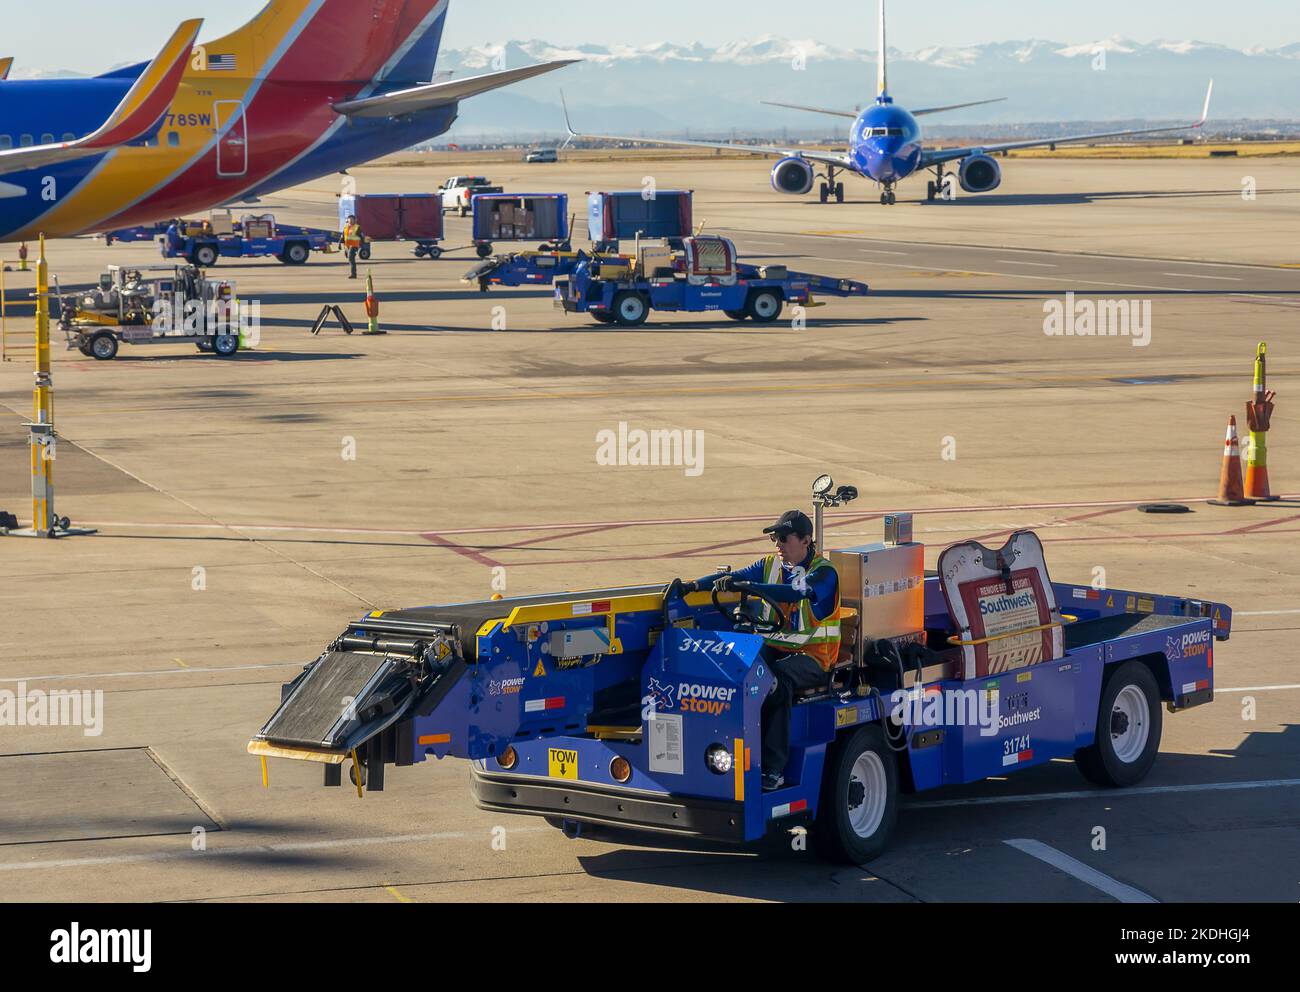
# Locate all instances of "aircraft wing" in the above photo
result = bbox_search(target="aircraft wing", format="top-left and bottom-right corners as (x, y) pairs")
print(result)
(913, 97), (1007, 117)
(760, 100), (857, 120)
(0, 19), (201, 177)
(0, 58), (12, 81)
(921, 81), (1213, 168)
(562, 95), (853, 169)
(334, 60), (579, 118)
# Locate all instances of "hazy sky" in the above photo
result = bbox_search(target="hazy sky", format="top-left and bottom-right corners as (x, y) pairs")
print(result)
(9, 0), (1298, 73)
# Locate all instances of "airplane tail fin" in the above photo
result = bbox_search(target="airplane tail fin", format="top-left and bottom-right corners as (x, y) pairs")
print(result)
(0, 58), (12, 81)
(193, 0), (450, 85)
(876, 0), (889, 100)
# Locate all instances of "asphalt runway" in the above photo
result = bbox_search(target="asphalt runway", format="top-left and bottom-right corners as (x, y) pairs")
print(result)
(0, 155), (1297, 902)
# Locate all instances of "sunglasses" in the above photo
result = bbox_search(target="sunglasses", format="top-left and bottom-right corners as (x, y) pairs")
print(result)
(769, 531), (800, 543)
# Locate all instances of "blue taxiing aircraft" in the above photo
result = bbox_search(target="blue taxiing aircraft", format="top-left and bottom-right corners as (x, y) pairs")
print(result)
(563, 0), (1213, 206)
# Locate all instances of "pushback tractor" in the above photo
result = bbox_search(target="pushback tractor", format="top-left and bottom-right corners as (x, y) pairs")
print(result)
(250, 481), (1229, 861)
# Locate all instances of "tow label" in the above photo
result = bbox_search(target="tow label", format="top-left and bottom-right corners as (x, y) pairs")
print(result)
(548, 748), (579, 780)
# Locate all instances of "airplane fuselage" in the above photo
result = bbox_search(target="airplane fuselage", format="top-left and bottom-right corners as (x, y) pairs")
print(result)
(0, 74), (456, 242)
(848, 99), (923, 184)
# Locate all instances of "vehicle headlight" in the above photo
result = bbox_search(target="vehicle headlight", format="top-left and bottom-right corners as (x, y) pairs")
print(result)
(705, 744), (733, 775)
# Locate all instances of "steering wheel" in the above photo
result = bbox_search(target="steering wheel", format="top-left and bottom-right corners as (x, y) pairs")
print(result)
(712, 581), (788, 635)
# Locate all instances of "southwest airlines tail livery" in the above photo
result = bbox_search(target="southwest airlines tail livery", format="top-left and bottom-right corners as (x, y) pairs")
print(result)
(0, 1), (576, 242)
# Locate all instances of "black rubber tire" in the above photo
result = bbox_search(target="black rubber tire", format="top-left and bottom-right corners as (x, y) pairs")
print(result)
(611, 291), (649, 327)
(282, 242), (310, 265)
(591, 312), (617, 324)
(724, 309), (748, 321)
(819, 183), (829, 204)
(745, 289), (783, 324)
(835, 182), (845, 203)
(359, 245), (372, 261)
(78, 342), (94, 357)
(193, 244), (219, 267)
(1075, 660), (1163, 788)
(195, 341), (214, 353)
(459, 205), (469, 218)
(814, 725), (899, 864)
(90, 333), (118, 361)
(212, 334), (240, 357)
(927, 181), (937, 201)
(425, 246), (443, 260)
(476, 243), (493, 259)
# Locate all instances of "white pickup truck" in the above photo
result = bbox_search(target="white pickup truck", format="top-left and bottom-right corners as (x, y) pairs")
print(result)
(439, 176), (503, 217)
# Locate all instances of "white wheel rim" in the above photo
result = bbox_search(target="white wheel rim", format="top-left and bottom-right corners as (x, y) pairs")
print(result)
(847, 750), (888, 838)
(93, 338), (113, 357)
(620, 298), (643, 320)
(1111, 685), (1150, 763)
(754, 295), (778, 318)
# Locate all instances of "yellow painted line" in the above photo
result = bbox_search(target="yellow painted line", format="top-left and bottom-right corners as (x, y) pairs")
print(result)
(384, 886), (416, 904)
(173, 657), (189, 669)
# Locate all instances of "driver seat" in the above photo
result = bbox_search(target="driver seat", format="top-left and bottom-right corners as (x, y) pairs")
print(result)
(795, 607), (859, 701)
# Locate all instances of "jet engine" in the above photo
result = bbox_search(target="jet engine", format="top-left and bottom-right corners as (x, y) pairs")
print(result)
(771, 157), (815, 196)
(958, 154), (1002, 193)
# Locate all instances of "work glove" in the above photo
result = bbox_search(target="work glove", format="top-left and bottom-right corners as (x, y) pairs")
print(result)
(714, 575), (744, 593)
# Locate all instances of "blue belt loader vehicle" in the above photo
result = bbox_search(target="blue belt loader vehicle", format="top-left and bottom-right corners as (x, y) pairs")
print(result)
(249, 483), (1230, 862)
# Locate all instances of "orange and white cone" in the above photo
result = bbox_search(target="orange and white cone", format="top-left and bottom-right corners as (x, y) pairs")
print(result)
(1209, 416), (1254, 506)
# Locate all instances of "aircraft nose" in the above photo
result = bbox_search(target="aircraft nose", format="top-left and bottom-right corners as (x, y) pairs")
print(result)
(856, 138), (907, 182)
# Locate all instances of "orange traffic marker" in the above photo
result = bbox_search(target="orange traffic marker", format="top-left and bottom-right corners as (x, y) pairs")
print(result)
(1209, 416), (1254, 506)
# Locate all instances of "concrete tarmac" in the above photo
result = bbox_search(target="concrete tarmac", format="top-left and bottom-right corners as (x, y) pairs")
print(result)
(0, 156), (1297, 902)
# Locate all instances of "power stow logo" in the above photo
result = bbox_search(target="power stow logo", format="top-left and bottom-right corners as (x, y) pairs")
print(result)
(1166, 629), (1211, 661)
(678, 682), (737, 716)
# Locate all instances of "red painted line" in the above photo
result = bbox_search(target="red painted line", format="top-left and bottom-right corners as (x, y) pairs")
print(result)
(968, 506), (1131, 544)
(1225, 512), (1300, 536)
(664, 512), (883, 560)
(420, 533), (503, 569)
(491, 522), (635, 551)
(75, 494), (1300, 540)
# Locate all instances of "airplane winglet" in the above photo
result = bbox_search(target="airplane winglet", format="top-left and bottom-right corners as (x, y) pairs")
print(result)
(83, 18), (203, 149)
(560, 90), (580, 141)
(0, 58), (12, 81)
(1196, 79), (1215, 128)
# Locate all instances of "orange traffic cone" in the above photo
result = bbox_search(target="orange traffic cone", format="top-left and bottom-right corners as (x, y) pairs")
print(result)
(1209, 416), (1254, 506)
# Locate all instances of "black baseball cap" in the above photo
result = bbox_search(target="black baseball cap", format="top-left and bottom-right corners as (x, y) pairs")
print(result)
(763, 510), (813, 539)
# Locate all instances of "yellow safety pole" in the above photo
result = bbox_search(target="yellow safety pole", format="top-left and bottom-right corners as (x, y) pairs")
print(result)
(1244, 342), (1279, 502)
(31, 235), (54, 537)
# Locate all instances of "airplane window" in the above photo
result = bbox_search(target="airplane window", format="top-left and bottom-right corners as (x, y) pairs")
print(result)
(20, 134), (33, 147)
(0, 136), (11, 150)
(62, 133), (75, 143)
(168, 132), (180, 147)
(41, 133), (54, 145)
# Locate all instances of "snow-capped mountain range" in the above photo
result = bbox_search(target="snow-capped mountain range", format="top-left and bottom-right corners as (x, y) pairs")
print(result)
(14, 36), (1298, 135)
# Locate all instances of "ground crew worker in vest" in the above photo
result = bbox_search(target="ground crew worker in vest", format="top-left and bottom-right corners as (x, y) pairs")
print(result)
(668, 510), (841, 791)
(342, 215), (363, 279)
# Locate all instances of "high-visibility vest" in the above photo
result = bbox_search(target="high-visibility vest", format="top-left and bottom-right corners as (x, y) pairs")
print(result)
(757, 553), (842, 671)
(343, 223), (362, 249)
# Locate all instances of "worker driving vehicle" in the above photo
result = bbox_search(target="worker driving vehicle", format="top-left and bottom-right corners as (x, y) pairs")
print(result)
(667, 510), (841, 791)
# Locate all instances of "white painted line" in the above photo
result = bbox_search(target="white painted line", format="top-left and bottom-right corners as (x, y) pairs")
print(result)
(907, 777), (1300, 810)
(1236, 609), (1300, 617)
(1161, 272), (1242, 282)
(1216, 684), (1300, 693)
(999, 260), (1057, 268)
(0, 663), (302, 685)
(0, 827), (549, 872)
(1004, 839), (1158, 903)
(858, 249), (909, 256)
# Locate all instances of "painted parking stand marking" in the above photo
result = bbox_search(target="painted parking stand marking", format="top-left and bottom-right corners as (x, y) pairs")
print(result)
(1216, 684), (1300, 693)
(1236, 609), (1300, 617)
(0, 663), (303, 685)
(0, 827), (549, 873)
(908, 777), (1300, 810)
(999, 260), (1057, 267)
(1004, 839), (1158, 904)
(1161, 272), (1243, 282)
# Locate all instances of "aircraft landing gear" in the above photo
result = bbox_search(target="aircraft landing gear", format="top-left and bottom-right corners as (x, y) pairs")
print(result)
(818, 167), (846, 203)
(927, 166), (950, 202)
(879, 186), (897, 206)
